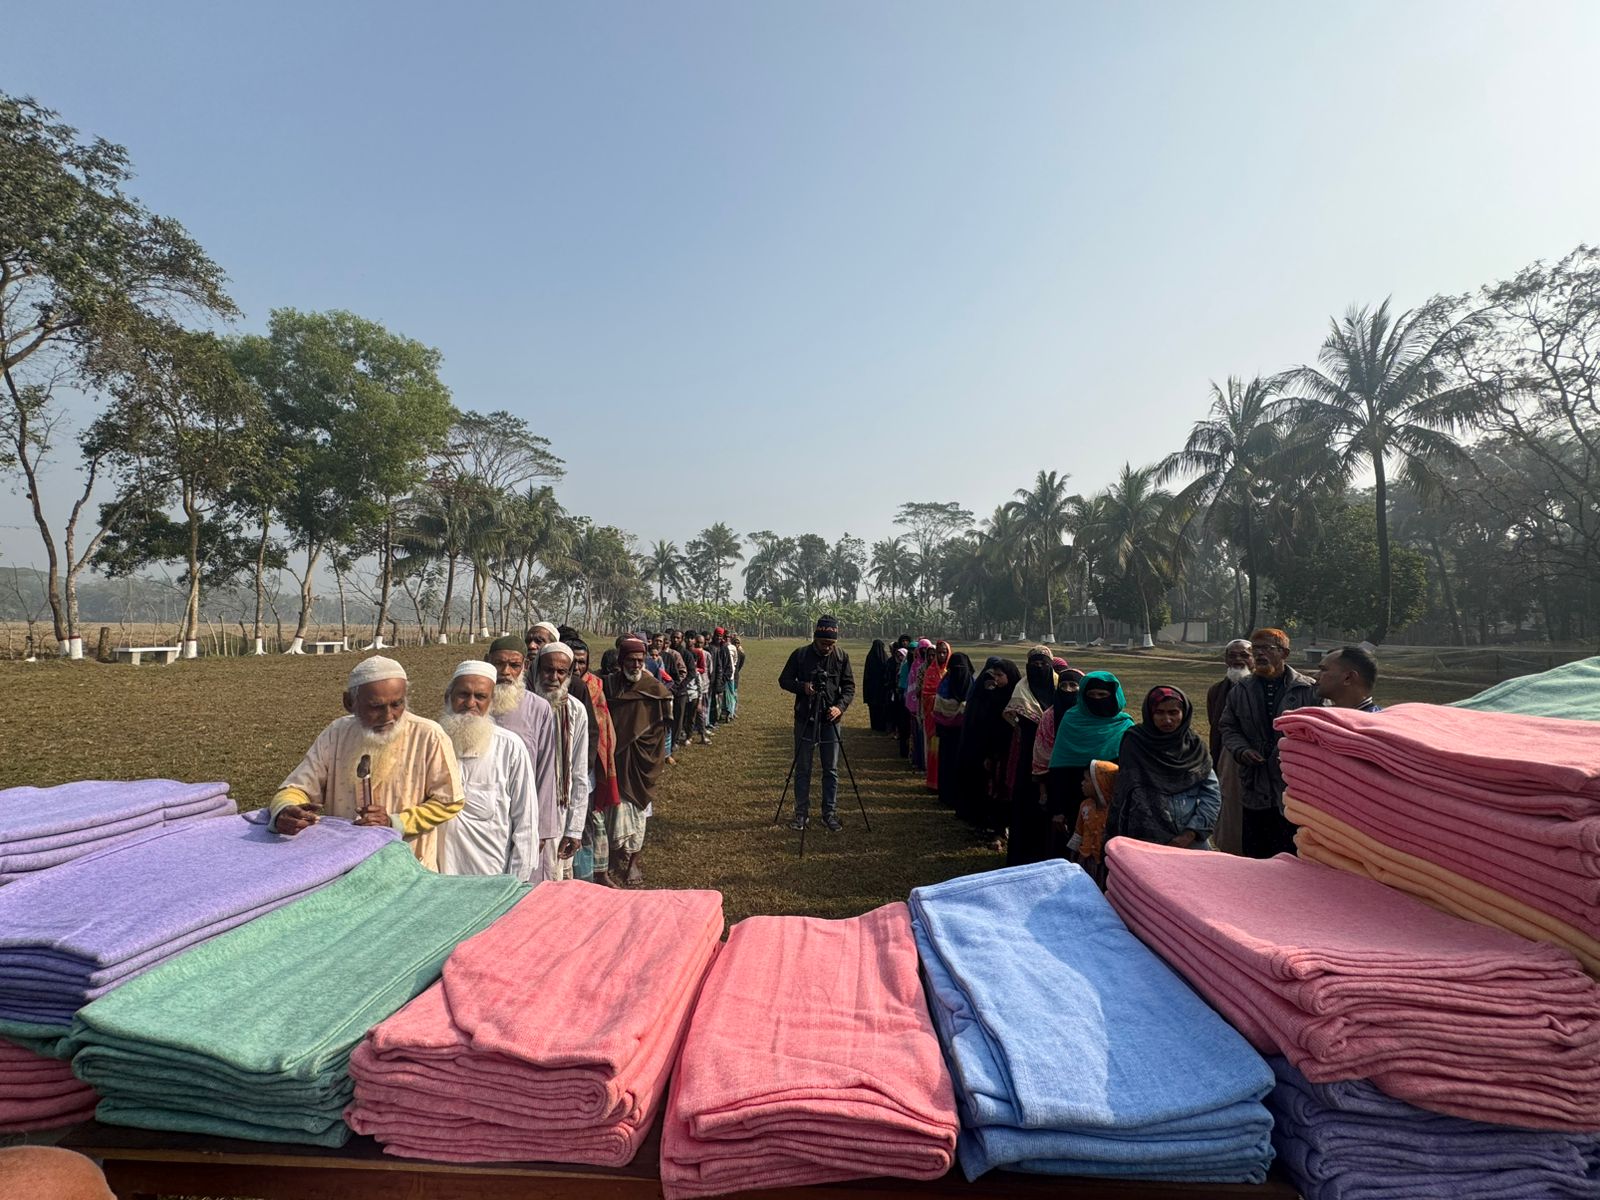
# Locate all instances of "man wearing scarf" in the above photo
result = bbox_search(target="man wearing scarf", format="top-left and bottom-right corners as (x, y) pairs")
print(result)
(1218, 627), (1317, 859)
(437, 660), (540, 881)
(603, 635), (672, 885)
(484, 635), (561, 874)
(778, 615), (856, 831)
(1109, 685), (1220, 849)
(533, 641), (590, 881)
(1205, 639), (1254, 855)
(1046, 670), (1133, 853)
(269, 656), (464, 871)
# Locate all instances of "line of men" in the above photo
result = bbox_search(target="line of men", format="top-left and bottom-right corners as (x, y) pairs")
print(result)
(267, 624), (677, 889)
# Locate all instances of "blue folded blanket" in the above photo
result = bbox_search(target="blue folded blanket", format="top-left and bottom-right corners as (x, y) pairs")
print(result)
(0, 815), (396, 1028)
(909, 860), (1274, 1182)
(1267, 1057), (1600, 1200)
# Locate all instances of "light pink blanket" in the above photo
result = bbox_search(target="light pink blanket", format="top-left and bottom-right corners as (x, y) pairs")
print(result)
(1104, 839), (1600, 1131)
(660, 903), (959, 1200)
(0, 1039), (97, 1132)
(1274, 705), (1600, 810)
(346, 881), (723, 1165)
(1283, 756), (1600, 937)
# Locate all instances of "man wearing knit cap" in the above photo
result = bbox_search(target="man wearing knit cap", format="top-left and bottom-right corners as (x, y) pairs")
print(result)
(532, 640), (591, 880)
(778, 615), (856, 832)
(602, 634), (672, 885)
(1218, 627), (1317, 859)
(269, 655), (464, 871)
(484, 635), (561, 875)
(436, 661), (540, 880)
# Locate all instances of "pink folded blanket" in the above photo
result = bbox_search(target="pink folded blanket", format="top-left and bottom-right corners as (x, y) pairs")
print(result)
(1104, 839), (1600, 1131)
(347, 881), (724, 1165)
(0, 1039), (96, 1132)
(660, 903), (959, 1200)
(1274, 705), (1600, 811)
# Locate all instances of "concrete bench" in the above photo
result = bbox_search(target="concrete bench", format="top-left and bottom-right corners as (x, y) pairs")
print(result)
(310, 641), (345, 655)
(114, 646), (181, 666)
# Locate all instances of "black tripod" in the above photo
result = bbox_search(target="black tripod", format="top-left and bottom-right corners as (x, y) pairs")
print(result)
(772, 685), (870, 857)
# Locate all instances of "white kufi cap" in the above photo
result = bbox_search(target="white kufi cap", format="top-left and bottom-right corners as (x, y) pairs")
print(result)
(538, 641), (573, 661)
(451, 659), (498, 683)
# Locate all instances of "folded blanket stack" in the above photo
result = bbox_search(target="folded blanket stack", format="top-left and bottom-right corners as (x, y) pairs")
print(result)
(66, 843), (524, 1145)
(660, 903), (959, 1199)
(909, 861), (1275, 1183)
(1265, 1056), (1600, 1200)
(346, 882), (722, 1165)
(1451, 655), (1600, 722)
(0, 779), (235, 884)
(0, 815), (397, 1037)
(1104, 838), (1600, 1133)
(0, 1038), (96, 1132)
(1277, 704), (1600, 973)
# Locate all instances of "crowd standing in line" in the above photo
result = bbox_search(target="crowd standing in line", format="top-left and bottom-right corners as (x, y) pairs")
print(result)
(867, 626), (1382, 883)
(264, 620), (746, 891)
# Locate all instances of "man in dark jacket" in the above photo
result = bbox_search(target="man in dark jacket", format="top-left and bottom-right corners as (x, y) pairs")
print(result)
(1205, 638), (1254, 855)
(1218, 628), (1316, 859)
(778, 615), (856, 832)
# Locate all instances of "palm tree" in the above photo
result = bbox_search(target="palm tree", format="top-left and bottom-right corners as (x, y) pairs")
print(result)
(1004, 469), (1074, 640)
(1157, 376), (1284, 632)
(1280, 298), (1483, 642)
(695, 523), (744, 604)
(868, 536), (915, 600)
(638, 539), (684, 608)
(1080, 464), (1182, 646)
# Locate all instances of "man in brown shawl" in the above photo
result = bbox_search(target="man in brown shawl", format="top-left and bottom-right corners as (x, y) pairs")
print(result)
(602, 635), (672, 885)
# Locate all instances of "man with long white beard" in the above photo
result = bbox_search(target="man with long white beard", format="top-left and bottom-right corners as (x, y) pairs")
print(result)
(484, 635), (561, 879)
(270, 656), (463, 870)
(436, 660), (540, 880)
(1205, 639), (1253, 855)
(602, 635), (672, 886)
(531, 642), (590, 881)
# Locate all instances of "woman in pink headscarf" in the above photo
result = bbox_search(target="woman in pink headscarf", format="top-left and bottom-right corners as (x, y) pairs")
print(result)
(907, 640), (933, 771)
(921, 640), (951, 791)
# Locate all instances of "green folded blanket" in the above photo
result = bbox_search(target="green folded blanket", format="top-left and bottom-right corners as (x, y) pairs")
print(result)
(67, 844), (525, 1145)
(1451, 656), (1600, 722)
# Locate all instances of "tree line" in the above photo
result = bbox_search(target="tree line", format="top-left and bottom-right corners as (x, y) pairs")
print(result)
(3, 91), (1596, 656)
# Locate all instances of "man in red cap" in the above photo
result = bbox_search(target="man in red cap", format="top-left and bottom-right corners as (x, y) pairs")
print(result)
(601, 635), (673, 885)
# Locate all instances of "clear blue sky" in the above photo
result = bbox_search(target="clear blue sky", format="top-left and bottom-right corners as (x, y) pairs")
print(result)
(5, 0), (1599, 584)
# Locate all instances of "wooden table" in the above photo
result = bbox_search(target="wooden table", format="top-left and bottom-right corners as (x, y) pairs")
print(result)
(61, 1123), (1300, 1200)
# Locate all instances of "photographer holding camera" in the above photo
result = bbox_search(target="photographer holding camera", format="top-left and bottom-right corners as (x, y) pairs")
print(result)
(778, 615), (856, 832)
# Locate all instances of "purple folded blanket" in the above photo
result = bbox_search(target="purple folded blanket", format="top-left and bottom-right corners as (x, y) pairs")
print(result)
(1266, 1057), (1600, 1200)
(0, 815), (395, 1027)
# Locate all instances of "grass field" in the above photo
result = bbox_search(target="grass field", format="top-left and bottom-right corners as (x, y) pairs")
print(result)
(0, 638), (1481, 922)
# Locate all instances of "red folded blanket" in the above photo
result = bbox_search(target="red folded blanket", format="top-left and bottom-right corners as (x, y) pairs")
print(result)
(660, 903), (959, 1200)
(346, 881), (723, 1164)
(1104, 840), (1600, 1132)
(1274, 705), (1600, 811)
(0, 1039), (97, 1132)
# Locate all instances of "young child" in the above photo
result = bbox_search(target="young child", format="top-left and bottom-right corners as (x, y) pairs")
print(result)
(1069, 759), (1118, 886)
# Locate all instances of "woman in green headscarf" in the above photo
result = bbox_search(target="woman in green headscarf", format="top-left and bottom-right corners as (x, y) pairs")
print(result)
(1045, 670), (1133, 853)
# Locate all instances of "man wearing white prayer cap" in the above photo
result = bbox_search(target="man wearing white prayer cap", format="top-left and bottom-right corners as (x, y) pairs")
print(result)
(269, 655), (465, 871)
(525, 621), (561, 656)
(531, 641), (590, 882)
(436, 661), (542, 881)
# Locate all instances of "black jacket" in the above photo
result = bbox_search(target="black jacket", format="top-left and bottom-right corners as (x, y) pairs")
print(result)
(779, 644), (856, 724)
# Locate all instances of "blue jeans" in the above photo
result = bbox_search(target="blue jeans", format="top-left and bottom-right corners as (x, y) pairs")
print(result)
(793, 720), (840, 819)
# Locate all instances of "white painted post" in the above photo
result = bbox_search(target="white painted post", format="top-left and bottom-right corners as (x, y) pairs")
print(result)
(183, 640), (199, 660)
(437, 633), (449, 645)
(57, 640), (70, 657)
(253, 638), (266, 656)
(68, 637), (84, 660)
(285, 637), (306, 654)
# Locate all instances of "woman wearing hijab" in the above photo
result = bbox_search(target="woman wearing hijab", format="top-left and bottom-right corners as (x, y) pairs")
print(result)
(1005, 647), (1056, 865)
(892, 646), (912, 757)
(1033, 662), (1083, 780)
(1046, 670), (1133, 854)
(920, 640), (951, 791)
(932, 651), (974, 807)
(907, 641), (931, 770)
(863, 639), (894, 734)
(1108, 685), (1221, 849)
(957, 656), (1021, 847)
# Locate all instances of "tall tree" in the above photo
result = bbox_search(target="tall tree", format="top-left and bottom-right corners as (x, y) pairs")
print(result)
(1079, 464), (1181, 644)
(639, 539), (684, 608)
(868, 535), (915, 600)
(894, 500), (974, 602)
(1004, 469), (1074, 639)
(825, 534), (866, 602)
(1280, 298), (1483, 642)
(0, 92), (235, 653)
(693, 522), (743, 603)
(1157, 376), (1283, 632)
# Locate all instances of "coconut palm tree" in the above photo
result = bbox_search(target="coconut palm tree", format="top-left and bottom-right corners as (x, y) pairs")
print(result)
(868, 536), (915, 600)
(1279, 298), (1483, 642)
(1079, 464), (1182, 646)
(694, 522), (744, 604)
(1004, 469), (1074, 640)
(638, 539), (685, 608)
(1157, 376), (1283, 632)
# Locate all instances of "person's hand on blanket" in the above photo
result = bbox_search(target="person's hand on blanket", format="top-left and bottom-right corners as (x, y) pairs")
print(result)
(273, 803), (321, 836)
(558, 837), (579, 859)
(355, 803), (388, 828)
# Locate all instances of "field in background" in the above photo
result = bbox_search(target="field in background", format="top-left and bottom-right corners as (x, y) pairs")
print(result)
(0, 637), (1482, 922)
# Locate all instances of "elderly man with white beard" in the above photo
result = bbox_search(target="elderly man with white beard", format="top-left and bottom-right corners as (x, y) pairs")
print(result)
(435, 660), (540, 880)
(484, 634), (562, 879)
(269, 655), (464, 871)
(531, 641), (590, 880)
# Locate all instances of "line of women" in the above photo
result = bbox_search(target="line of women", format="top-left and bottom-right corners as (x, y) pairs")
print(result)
(864, 640), (1223, 882)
